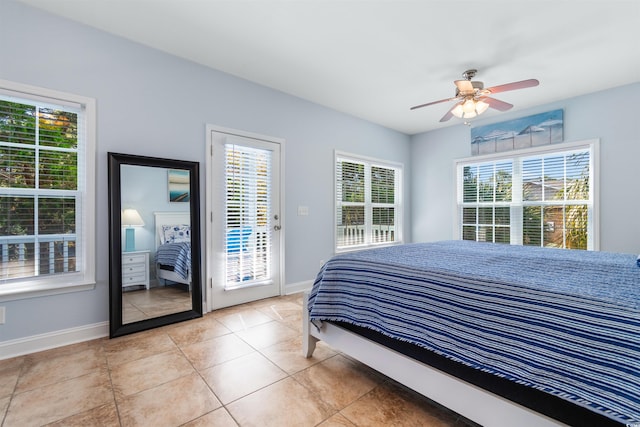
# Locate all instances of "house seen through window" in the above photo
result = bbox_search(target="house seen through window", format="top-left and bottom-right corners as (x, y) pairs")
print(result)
(456, 140), (597, 250)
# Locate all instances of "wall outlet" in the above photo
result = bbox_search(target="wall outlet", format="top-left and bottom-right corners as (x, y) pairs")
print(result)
(0, 306), (5, 324)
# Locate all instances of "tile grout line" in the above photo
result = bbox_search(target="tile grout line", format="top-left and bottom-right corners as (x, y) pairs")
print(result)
(101, 339), (124, 427)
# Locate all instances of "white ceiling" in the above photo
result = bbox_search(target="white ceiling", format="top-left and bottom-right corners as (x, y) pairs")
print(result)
(18, 0), (640, 135)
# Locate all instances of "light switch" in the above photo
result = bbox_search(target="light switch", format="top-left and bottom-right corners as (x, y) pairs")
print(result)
(297, 205), (309, 216)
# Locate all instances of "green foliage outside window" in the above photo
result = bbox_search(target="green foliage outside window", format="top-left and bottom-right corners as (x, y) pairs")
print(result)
(0, 100), (79, 277)
(461, 150), (590, 250)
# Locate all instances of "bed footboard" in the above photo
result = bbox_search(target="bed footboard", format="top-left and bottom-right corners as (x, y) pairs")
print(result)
(302, 290), (565, 427)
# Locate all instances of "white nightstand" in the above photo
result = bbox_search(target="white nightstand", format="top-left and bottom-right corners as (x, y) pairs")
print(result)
(122, 250), (150, 290)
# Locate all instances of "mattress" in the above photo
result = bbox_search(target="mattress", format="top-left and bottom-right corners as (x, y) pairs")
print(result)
(308, 241), (640, 425)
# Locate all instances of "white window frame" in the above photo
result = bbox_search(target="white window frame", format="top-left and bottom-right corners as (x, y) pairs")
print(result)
(335, 151), (403, 252)
(454, 139), (599, 250)
(0, 79), (96, 302)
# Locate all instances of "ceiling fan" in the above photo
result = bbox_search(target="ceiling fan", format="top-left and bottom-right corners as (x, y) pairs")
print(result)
(410, 69), (539, 122)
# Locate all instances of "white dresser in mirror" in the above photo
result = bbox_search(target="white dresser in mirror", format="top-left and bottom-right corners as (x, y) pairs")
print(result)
(122, 250), (150, 290)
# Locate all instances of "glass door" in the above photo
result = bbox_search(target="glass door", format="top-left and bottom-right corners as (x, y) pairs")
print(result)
(207, 129), (282, 310)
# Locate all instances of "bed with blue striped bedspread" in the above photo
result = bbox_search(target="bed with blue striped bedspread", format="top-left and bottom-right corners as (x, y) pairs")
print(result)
(155, 242), (191, 279)
(308, 240), (640, 425)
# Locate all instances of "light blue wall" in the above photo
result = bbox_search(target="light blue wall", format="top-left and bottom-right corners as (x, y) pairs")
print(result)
(120, 165), (190, 262)
(4, 0), (637, 346)
(411, 82), (640, 254)
(0, 1), (411, 342)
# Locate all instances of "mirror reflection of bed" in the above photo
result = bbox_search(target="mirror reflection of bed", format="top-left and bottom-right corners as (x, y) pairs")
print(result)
(122, 212), (192, 324)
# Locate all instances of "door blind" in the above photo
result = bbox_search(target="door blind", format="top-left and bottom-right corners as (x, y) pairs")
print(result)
(224, 143), (272, 289)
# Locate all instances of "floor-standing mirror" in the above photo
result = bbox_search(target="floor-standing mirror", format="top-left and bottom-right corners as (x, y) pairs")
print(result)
(108, 152), (202, 338)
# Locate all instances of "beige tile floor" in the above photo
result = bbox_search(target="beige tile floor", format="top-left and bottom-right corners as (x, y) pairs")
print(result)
(123, 285), (192, 324)
(0, 293), (476, 427)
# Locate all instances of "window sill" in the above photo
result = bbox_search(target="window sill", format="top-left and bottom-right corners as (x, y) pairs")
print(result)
(0, 279), (96, 303)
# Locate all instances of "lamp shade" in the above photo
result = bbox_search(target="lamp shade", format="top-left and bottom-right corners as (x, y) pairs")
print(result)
(451, 103), (464, 118)
(122, 209), (145, 227)
(475, 99), (490, 114)
(462, 99), (476, 114)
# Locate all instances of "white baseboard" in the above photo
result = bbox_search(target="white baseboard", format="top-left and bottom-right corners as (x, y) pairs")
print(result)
(1, 281), (313, 360)
(285, 280), (313, 295)
(0, 321), (109, 360)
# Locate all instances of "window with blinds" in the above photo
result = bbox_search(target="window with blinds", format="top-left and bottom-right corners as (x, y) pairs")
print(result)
(335, 152), (402, 251)
(461, 161), (513, 244)
(0, 81), (95, 296)
(456, 140), (596, 250)
(224, 143), (272, 289)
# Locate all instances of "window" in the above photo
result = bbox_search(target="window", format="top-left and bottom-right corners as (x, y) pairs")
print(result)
(456, 140), (597, 250)
(335, 152), (402, 251)
(0, 80), (95, 300)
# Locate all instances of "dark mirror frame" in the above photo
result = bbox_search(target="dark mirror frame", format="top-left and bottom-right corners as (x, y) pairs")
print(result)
(108, 152), (203, 338)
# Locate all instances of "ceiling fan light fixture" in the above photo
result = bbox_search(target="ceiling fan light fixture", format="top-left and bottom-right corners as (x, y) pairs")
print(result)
(462, 98), (476, 114)
(411, 69), (538, 123)
(451, 103), (464, 118)
(451, 98), (486, 119)
(475, 99), (490, 114)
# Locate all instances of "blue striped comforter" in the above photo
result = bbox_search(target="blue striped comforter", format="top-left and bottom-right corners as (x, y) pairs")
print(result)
(155, 242), (191, 279)
(308, 241), (640, 425)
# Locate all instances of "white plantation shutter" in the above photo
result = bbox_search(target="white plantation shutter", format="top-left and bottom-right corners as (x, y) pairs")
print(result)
(224, 143), (272, 289)
(457, 140), (596, 250)
(371, 165), (397, 244)
(335, 152), (402, 251)
(0, 84), (95, 292)
(460, 161), (513, 243)
(336, 159), (365, 247)
(521, 149), (591, 249)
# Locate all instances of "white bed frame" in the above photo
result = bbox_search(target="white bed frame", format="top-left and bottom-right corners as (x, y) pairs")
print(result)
(302, 291), (566, 427)
(154, 211), (192, 287)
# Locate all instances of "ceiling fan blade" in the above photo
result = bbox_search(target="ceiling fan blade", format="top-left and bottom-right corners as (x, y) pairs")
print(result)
(485, 79), (539, 95)
(483, 97), (513, 111)
(439, 104), (458, 122)
(454, 80), (474, 92)
(410, 97), (456, 110)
